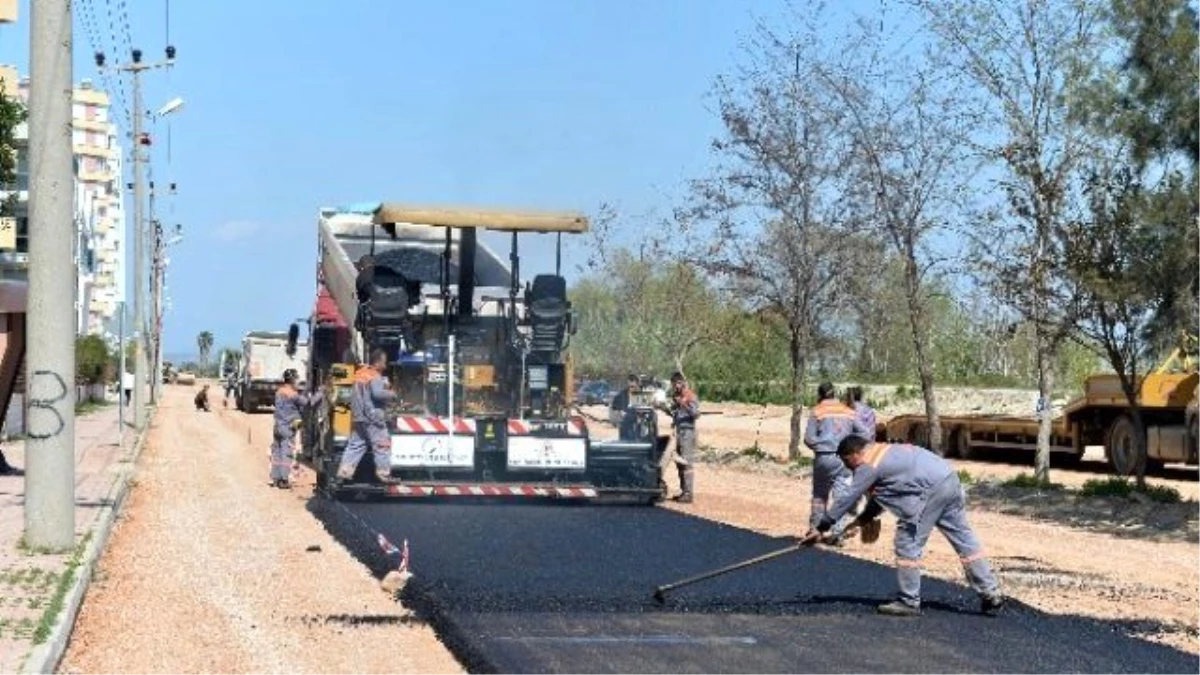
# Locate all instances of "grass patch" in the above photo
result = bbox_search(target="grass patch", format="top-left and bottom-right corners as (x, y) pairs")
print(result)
(791, 455), (814, 469)
(75, 399), (113, 415)
(1079, 477), (1182, 504)
(1001, 472), (1065, 490)
(32, 531), (91, 646)
(738, 445), (772, 462)
(957, 469), (975, 485)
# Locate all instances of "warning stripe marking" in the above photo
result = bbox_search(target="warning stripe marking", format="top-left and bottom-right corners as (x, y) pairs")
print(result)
(383, 484), (599, 498)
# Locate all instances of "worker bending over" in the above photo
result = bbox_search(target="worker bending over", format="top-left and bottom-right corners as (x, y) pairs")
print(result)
(270, 369), (322, 489)
(194, 385), (211, 412)
(336, 348), (397, 484)
(808, 435), (1005, 617)
(804, 382), (870, 544)
(658, 372), (700, 503)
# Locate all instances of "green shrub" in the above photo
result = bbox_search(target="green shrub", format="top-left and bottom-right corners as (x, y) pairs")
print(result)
(957, 469), (975, 485)
(1080, 477), (1181, 504)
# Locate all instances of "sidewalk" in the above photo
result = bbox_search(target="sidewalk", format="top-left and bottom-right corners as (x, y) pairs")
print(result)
(0, 402), (134, 673)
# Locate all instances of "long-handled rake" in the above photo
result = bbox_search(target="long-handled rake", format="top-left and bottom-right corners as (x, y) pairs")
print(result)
(652, 532), (821, 604)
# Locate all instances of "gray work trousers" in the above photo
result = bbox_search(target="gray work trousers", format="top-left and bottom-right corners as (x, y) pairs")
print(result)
(270, 432), (295, 482)
(660, 426), (696, 495)
(893, 475), (1001, 607)
(339, 423), (392, 480)
(810, 453), (858, 535)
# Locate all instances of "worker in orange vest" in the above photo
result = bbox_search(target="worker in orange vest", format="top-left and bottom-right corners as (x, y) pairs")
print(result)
(270, 369), (322, 489)
(336, 348), (396, 484)
(804, 382), (871, 544)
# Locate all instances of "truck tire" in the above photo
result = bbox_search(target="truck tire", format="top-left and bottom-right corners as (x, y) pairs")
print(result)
(1190, 414), (1198, 464)
(1105, 414), (1144, 476)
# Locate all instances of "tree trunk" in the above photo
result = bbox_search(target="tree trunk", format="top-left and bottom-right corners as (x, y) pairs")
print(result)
(788, 328), (807, 461)
(903, 258), (941, 453)
(1130, 403), (1148, 490)
(1034, 340), (1055, 484)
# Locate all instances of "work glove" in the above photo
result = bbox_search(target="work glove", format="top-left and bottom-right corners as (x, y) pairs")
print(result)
(799, 529), (822, 546)
(290, 419), (303, 431)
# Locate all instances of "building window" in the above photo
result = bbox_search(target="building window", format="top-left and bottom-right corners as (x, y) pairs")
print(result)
(16, 216), (28, 253)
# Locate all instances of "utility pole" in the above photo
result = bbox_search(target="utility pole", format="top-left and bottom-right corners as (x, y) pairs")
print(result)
(118, 301), (125, 448)
(25, 0), (76, 550)
(147, 180), (158, 404)
(99, 46), (175, 430)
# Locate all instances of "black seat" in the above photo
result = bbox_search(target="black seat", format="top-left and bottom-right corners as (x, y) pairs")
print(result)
(527, 274), (568, 354)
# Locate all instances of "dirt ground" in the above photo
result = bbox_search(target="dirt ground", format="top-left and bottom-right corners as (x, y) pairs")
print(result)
(60, 385), (463, 674)
(582, 399), (1200, 655)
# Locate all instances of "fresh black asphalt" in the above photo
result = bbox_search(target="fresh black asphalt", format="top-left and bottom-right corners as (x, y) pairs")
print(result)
(310, 498), (1198, 674)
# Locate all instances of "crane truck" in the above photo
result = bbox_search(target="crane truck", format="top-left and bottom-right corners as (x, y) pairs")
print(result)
(296, 202), (667, 503)
(884, 341), (1198, 475)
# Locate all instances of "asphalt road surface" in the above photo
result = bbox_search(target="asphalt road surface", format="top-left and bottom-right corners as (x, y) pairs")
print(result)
(311, 499), (1197, 674)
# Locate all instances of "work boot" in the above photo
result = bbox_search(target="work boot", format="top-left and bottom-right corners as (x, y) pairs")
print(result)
(877, 600), (921, 617)
(980, 594), (1005, 616)
(673, 468), (694, 503)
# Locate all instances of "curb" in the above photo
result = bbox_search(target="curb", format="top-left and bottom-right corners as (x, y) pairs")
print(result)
(21, 411), (155, 675)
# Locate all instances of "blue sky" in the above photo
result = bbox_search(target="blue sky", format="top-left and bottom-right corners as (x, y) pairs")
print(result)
(0, 0), (908, 357)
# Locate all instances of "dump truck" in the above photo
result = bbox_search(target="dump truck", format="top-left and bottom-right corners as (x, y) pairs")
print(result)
(297, 202), (667, 502)
(885, 342), (1199, 475)
(236, 330), (309, 413)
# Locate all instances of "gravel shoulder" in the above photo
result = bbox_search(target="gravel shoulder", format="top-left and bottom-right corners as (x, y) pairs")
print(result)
(60, 385), (463, 674)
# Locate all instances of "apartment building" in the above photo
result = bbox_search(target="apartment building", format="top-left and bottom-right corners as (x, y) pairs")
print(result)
(0, 77), (128, 338)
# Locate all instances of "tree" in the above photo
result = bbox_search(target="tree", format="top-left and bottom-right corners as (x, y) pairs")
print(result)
(0, 79), (26, 218)
(816, 24), (974, 453)
(917, 0), (1106, 483)
(682, 6), (863, 459)
(1075, 0), (1198, 353)
(570, 245), (729, 381)
(197, 331), (214, 368)
(76, 335), (112, 385)
(1062, 159), (1163, 486)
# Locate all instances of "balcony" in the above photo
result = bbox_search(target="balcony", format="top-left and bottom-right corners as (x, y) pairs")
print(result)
(73, 144), (113, 159)
(78, 170), (113, 184)
(72, 118), (108, 133)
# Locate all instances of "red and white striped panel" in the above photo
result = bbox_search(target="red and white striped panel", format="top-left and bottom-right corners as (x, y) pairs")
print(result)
(395, 416), (477, 435)
(505, 418), (588, 436)
(385, 484), (599, 498)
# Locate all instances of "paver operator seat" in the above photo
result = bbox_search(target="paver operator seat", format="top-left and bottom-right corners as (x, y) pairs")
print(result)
(526, 274), (570, 355)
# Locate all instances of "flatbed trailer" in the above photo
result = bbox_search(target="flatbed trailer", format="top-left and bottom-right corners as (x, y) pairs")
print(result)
(297, 203), (667, 503)
(884, 347), (1198, 475)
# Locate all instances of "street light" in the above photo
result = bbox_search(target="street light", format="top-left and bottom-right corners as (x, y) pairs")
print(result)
(156, 97), (185, 117)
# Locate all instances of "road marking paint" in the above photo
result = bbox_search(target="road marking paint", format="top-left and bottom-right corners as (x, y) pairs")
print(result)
(490, 634), (758, 646)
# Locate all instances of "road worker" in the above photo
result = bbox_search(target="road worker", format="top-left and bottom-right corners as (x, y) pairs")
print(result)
(844, 386), (877, 441)
(194, 385), (211, 412)
(657, 372), (700, 503)
(806, 435), (1005, 617)
(222, 360), (238, 408)
(336, 348), (397, 484)
(804, 382), (870, 544)
(270, 368), (321, 489)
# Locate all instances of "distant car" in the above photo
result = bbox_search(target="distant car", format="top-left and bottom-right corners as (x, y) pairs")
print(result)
(579, 381), (614, 406)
